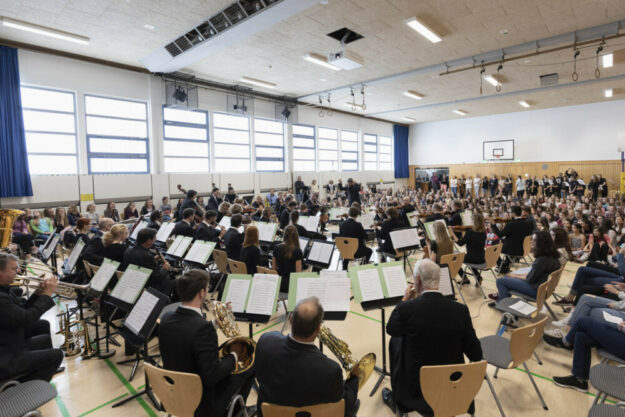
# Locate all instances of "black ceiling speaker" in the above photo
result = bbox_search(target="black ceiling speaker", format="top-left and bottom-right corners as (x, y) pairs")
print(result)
(173, 85), (188, 103)
(281, 107), (291, 119)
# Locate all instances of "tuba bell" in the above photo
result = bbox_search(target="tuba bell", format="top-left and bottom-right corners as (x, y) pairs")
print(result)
(0, 209), (24, 249)
(209, 301), (256, 374)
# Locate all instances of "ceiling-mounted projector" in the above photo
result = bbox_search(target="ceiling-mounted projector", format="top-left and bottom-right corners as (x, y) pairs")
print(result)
(328, 50), (364, 70)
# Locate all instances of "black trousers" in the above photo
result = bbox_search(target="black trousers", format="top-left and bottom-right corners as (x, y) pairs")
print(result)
(12, 233), (34, 253)
(343, 246), (372, 270)
(588, 243), (609, 263)
(207, 367), (255, 417)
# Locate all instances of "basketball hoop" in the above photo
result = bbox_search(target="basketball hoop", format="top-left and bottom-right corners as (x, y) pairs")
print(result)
(494, 155), (501, 160)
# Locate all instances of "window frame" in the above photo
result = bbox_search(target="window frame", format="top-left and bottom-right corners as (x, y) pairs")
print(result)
(340, 129), (359, 171)
(363, 133), (378, 171)
(20, 85), (79, 175)
(317, 126), (339, 172)
(84, 93), (150, 174)
(292, 123), (316, 172)
(253, 116), (285, 172)
(378, 135), (393, 171)
(162, 105), (210, 173)
(212, 111), (252, 173)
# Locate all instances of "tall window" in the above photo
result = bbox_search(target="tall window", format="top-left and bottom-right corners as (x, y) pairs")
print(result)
(292, 124), (315, 171)
(213, 113), (250, 172)
(21, 86), (78, 175)
(340, 130), (358, 171)
(379, 135), (393, 171)
(364, 133), (378, 171)
(163, 107), (209, 173)
(318, 127), (338, 171)
(254, 118), (285, 172)
(85, 95), (149, 174)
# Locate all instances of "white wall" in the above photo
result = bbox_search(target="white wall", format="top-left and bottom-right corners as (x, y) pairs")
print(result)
(0, 49), (396, 209)
(409, 99), (625, 165)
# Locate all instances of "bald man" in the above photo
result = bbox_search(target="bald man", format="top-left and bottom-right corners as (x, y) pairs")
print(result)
(254, 297), (359, 417)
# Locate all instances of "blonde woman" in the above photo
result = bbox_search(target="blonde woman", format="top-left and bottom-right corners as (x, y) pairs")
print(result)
(428, 221), (454, 264)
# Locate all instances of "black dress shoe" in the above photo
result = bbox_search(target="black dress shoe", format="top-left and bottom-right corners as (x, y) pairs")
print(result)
(543, 334), (573, 351)
(54, 366), (65, 375)
(381, 387), (396, 413)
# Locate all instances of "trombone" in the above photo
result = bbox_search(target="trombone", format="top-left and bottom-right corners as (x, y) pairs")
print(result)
(14, 274), (90, 298)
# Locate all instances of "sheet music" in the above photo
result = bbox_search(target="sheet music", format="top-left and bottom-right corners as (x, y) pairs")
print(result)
(461, 212), (473, 226)
(358, 213), (375, 229)
(390, 228), (420, 250)
(438, 267), (454, 296)
(131, 221), (149, 240)
(320, 270), (348, 279)
(90, 259), (120, 292)
(246, 274), (279, 315)
(509, 300), (537, 315)
(66, 240), (85, 271)
(299, 215), (319, 232)
(111, 266), (151, 304)
(407, 213), (419, 227)
(167, 236), (193, 257)
(255, 222), (277, 242)
(184, 241), (215, 264)
(224, 278), (250, 313)
(299, 237), (310, 252)
(382, 265), (407, 298)
(308, 241), (334, 264)
(603, 311), (624, 325)
(296, 277), (326, 305)
(324, 278), (350, 311)
(218, 216), (231, 229)
(357, 268), (384, 302)
(331, 207), (348, 221)
(124, 290), (159, 335)
(156, 222), (175, 242)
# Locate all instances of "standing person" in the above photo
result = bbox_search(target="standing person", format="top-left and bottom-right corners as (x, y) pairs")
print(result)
(431, 172), (439, 192)
(206, 188), (222, 212)
(482, 176), (489, 197)
(294, 176), (306, 203)
(346, 178), (361, 206)
(474, 174), (481, 197)
(450, 176), (458, 197)
(489, 175), (498, 197)
(504, 175), (512, 197)
(598, 174), (608, 198)
(515, 175), (525, 199)
(440, 174), (448, 193)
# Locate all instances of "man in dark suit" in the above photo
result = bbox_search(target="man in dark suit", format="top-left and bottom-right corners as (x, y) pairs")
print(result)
(178, 189), (199, 221)
(491, 205), (532, 274)
(121, 228), (176, 297)
(172, 208), (195, 238)
(0, 253), (64, 383)
(206, 188), (223, 212)
(384, 259), (482, 415)
(447, 200), (463, 238)
(339, 206), (372, 270)
(146, 210), (163, 231)
(255, 297), (359, 417)
(159, 270), (254, 417)
(279, 201), (297, 230)
(346, 178), (361, 206)
(223, 214), (244, 260)
(81, 217), (114, 266)
(195, 210), (224, 243)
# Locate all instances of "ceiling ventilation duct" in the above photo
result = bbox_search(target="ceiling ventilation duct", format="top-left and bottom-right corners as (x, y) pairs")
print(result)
(142, 0), (319, 73)
(540, 73), (559, 87)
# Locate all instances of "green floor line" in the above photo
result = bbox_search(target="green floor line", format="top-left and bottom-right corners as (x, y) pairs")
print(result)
(76, 392), (130, 417)
(253, 319), (285, 336)
(104, 358), (158, 417)
(51, 383), (71, 417)
(349, 310), (382, 323)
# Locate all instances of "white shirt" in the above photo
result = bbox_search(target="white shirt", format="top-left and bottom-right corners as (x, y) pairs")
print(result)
(450, 179), (458, 187)
(466, 179), (472, 187)
(516, 179), (525, 190)
(289, 333), (316, 346)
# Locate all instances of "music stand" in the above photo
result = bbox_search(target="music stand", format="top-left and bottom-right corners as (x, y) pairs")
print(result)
(255, 221), (278, 246)
(389, 227), (420, 272)
(154, 222), (175, 249)
(38, 233), (61, 272)
(165, 235), (193, 263)
(183, 240), (216, 269)
(127, 218), (148, 245)
(87, 259), (120, 359)
(305, 239), (335, 270)
(298, 236), (311, 258)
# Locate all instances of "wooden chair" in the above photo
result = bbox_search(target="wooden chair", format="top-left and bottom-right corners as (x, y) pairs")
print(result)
(462, 243), (502, 299)
(420, 360), (487, 417)
(262, 400), (344, 417)
(495, 273), (553, 332)
(503, 235), (533, 267)
(88, 262), (100, 276)
(82, 260), (93, 278)
(334, 237), (360, 270)
(144, 363), (202, 417)
(440, 252), (468, 304)
(508, 266), (564, 320)
(211, 249), (229, 294)
(257, 266), (278, 275)
(227, 259), (247, 275)
(480, 317), (549, 417)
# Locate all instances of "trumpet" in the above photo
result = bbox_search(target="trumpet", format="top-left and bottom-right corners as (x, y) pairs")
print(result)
(318, 326), (376, 390)
(58, 312), (96, 358)
(209, 301), (256, 374)
(14, 274), (90, 298)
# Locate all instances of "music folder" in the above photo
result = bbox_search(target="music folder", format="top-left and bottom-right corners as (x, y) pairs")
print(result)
(184, 240), (216, 265)
(63, 239), (86, 274)
(438, 265), (456, 299)
(166, 235), (193, 258)
(110, 264), (152, 310)
(349, 262), (406, 310)
(89, 259), (120, 293)
(156, 222), (176, 243)
(424, 219), (448, 241)
(298, 236), (311, 257)
(254, 221), (278, 243)
(218, 215), (231, 229)
(358, 213), (375, 230)
(40, 233), (60, 262)
(130, 220), (149, 240)
(461, 211), (473, 226)
(407, 212), (419, 228)
(287, 272), (350, 320)
(123, 287), (169, 340)
(389, 227), (421, 251)
(299, 215), (320, 233)
(305, 239), (335, 269)
(221, 273), (282, 323)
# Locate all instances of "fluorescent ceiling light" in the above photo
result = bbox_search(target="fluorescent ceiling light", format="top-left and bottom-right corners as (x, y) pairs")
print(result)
(519, 100), (530, 108)
(403, 90), (424, 100)
(240, 76), (276, 89)
(453, 109), (467, 116)
(602, 53), (614, 68)
(405, 17), (442, 43)
(344, 102), (365, 110)
(402, 116), (416, 121)
(304, 53), (341, 71)
(1, 16), (90, 45)
(484, 74), (501, 87)
(605, 88), (613, 98)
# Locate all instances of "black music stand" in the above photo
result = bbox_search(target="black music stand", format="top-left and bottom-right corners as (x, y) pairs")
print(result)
(37, 233), (61, 274)
(389, 227), (420, 273)
(305, 240), (336, 270)
(86, 262), (121, 360)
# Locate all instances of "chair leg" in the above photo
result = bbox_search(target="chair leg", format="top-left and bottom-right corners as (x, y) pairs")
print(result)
(534, 352), (543, 365)
(523, 362), (548, 410)
(455, 280), (467, 305)
(544, 303), (558, 320)
(592, 391), (604, 405)
(484, 374), (506, 417)
(490, 268), (498, 280)
(475, 272), (487, 299)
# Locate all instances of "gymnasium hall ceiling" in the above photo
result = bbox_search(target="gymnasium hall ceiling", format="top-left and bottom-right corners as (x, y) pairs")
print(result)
(1, 0), (625, 123)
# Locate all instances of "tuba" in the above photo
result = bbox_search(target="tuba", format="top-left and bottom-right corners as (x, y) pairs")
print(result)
(209, 301), (256, 374)
(0, 209), (24, 249)
(318, 326), (376, 390)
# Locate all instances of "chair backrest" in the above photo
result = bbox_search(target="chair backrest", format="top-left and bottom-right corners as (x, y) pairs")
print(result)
(82, 260), (93, 278)
(145, 363), (202, 417)
(420, 361), (487, 417)
(440, 252), (466, 279)
(335, 237), (358, 260)
(212, 249), (229, 275)
(509, 317), (548, 368)
(257, 266), (278, 275)
(261, 400), (345, 417)
(522, 235), (532, 257)
(115, 270), (124, 280)
(227, 259), (247, 275)
(484, 243), (502, 269)
(546, 266), (565, 299)
(87, 262), (100, 276)
(422, 245), (430, 260)
(533, 274), (556, 315)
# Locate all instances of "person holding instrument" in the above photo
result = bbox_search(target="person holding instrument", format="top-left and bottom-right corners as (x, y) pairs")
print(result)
(254, 297), (359, 417)
(159, 270), (255, 417)
(450, 213), (487, 285)
(0, 253), (64, 383)
(101, 224), (129, 264)
(272, 225), (303, 292)
(223, 214), (244, 261)
(195, 210), (225, 243)
(428, 222), (454, 265)
(377, 207), (407, 260)
(146, 210), (162, 230)
(339, 206), (372, 269)
(172, 208), (195, 238)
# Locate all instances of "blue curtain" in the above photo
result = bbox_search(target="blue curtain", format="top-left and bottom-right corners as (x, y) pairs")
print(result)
(0, 46), (32, 198)
(393, 124), (409, 178)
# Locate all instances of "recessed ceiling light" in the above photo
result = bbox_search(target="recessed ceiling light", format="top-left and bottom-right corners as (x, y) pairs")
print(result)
(403, 90), (424, 100)
(602, 53), (614, 68)
(453, 109), (467, 116)
(240, 76), (276, 89)
(519, 100), (530, 108)
(605, 88), (613, 98)
(1, 16), (90, 45)
(319, 78), (327, 82)
(143, 24), (155, 30)
(484, 74), (501, 87)
(405, 17), (442, 43)
(403, 116), (416, 121)
(304, 53), (341, 71)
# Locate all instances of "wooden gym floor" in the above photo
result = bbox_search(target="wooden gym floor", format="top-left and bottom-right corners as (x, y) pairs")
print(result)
(36, 233), (607, 417)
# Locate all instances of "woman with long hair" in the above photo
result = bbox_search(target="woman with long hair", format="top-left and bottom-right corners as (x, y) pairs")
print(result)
(103, 202), (120, 222)
(451, 213), (487, 285)
(552, 227), (573, 265)
(428, 221), (454, 264)
(101, 224), (129, 263)
(272, 225), (303, 292)
(54, 207), (70, 233)
(124, 202), (139, 220)
(240, 225), (266, 275)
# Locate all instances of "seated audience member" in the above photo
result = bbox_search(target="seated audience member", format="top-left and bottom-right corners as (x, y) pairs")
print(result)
(266, 188), (278, 206)
(103, 202), (120, 222)
(217, 202), (230, 223)
(428, 221), (454, 265)
(279, 201), (298, 231)
(255, 297), (359, 417)
(378, 207), (407, 258)
(581, 226), (610, 263)
(146, 210), (163, 230)
(84, 203), (99, 226)
(30, 211), (52, 239)
(123, 202), (139, 220)
(272, 225), (303, 292)
(11, 213), (36, 256)
(451, 213), (487, 285)
(552, 227), (573, 265)
(384, 259), (482, 415)
(159, 196), (172, 218)
(195, 210), (225, 243)
(81, 218), (115, 266)
(67, 205), (80, 226)
(172, 208), (195, 238)
(570, 223), (586, 260)
(488, 231), (560, 302)
(159, 270), (254, 417)
(54, 208), (70, 234)
(141, 199), (155, 215)
(0, 253), (64, 383)
(491, 205), (532, 274)
(240, 226), (265, 275)
(223, 214), (244, 261)
(121, 228), (175, 297)
(338, 206), (373, 269)
(101, 224), (129, 264)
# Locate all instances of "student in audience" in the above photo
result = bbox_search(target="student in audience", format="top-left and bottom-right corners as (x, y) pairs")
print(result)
(240, 226), (265, 275)
(195, 210), (225, 243)
(67, 205), (80, 226)
(428, 222), (454, 264)
(85, 203), (99, 226)
(450, 176), (458, 197)
(272, 225), (303, 292)
(101, 224), (129, 263)
(141, 199), (155, 215)
(552, 227), (573, 265)
(146, 210), (162, 230)
(123, 202), (139, 220)
(451, 213), (487, 285)
(178, 189), (199, 221)
(481, 176), (489, 197)
(338, 206), (373, 269)
(570, 223), (586, 260)
(54, 208), (70, 234)
(30, 211), (52, 239)
(515, 175), (525, 198)
(474, 174), (481, 197)
(11, 213), (36, 256)
(310, 179), (320, 197)
(159, 196), (172, 216)
(172, 208), (195, 238)
(103, 202), (120, 222)
(223, 214), (244, 261)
